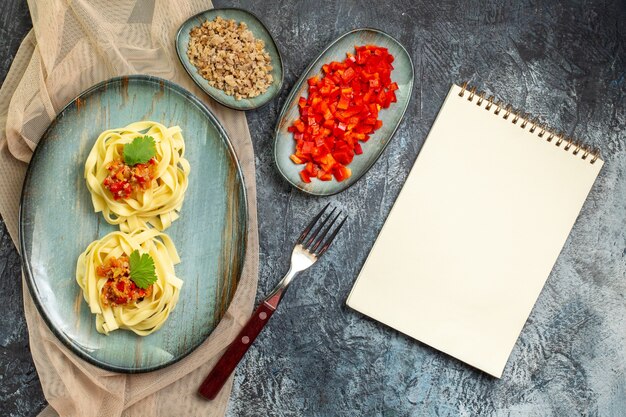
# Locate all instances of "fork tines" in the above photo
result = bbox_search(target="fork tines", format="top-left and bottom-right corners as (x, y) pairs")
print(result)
(297, 203), (347, 257)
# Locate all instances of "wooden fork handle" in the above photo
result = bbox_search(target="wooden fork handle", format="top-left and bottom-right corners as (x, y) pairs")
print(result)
(198, 301), (276, 400)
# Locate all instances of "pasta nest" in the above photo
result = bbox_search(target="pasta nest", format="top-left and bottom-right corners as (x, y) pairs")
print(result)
(84, 121), (190, 232)
(76, 228), (183, 336)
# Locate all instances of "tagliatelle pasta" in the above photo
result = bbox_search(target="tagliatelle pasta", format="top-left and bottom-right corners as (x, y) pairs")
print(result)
(76, 228), (183, 336)
(84, 121), (190, 232)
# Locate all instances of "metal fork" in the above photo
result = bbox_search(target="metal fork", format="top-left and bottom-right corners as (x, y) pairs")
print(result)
(198, 204), (346, 400)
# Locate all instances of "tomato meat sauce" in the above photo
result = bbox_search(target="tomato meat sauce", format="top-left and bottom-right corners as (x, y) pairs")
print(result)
(97, 255), (153, 306)
(103, 158), (157, 200)
(288, 45), (398, 183)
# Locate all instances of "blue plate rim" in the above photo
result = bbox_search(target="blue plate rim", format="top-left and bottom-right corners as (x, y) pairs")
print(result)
(19, 74), (249, 373)
(174, 7), (285, 111)
(273, 27), (415, 196)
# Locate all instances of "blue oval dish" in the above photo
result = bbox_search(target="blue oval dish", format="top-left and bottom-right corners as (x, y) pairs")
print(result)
(20, 75), (247, 373)
(274, 28), (414, 196)
(175, 8), (284, 111)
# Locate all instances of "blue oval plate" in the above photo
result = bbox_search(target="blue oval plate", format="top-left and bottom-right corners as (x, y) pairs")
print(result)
(274, 28), (414, 196)
(175, 8), (284, 111)
(20, 75), (247, 373)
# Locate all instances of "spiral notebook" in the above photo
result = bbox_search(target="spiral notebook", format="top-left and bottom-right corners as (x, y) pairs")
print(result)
(347, 82), (603, 378)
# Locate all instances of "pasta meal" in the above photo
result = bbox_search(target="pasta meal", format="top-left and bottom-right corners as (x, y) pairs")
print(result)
(84, 121), (190, 232)
(76, 228), (184, 336)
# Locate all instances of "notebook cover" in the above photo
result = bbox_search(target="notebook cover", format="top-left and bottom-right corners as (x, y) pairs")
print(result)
(346, 83), (603, 377)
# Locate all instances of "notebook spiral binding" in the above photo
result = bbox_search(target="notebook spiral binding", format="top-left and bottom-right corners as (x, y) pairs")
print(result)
(458, 82), (600, 164)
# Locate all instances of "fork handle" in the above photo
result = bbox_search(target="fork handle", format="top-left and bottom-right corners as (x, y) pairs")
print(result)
(198, 301), (276, 400)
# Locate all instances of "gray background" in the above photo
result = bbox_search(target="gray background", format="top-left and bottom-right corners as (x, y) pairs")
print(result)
(1, 0), (625, 416)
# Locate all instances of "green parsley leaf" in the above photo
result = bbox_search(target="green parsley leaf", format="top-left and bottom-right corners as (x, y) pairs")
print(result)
(123, 135), (157, 166)
(129, 250), (157, 289)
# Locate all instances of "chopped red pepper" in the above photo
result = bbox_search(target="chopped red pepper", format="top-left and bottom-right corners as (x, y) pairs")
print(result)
(288, 45), (397, 182)
(300, 170), (311, 183)
(103, 158), (157, 200)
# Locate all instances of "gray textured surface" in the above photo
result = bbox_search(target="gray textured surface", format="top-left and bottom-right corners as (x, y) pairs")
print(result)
(1, 0), (625, 416)
(0, 1), (46, 416)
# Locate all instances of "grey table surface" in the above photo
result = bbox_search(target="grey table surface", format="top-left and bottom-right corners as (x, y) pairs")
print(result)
(1, 0), (625, 416)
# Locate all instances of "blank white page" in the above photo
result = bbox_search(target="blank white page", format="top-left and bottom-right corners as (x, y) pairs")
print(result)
(347, 83), (603, 377)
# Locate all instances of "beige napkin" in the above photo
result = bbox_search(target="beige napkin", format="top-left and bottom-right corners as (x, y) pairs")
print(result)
(0, 1), (259, 416)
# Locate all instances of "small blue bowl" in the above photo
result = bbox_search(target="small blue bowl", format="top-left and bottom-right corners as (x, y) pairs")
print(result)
(175, 8), (284, 111)
(274, 28), (414, 196)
